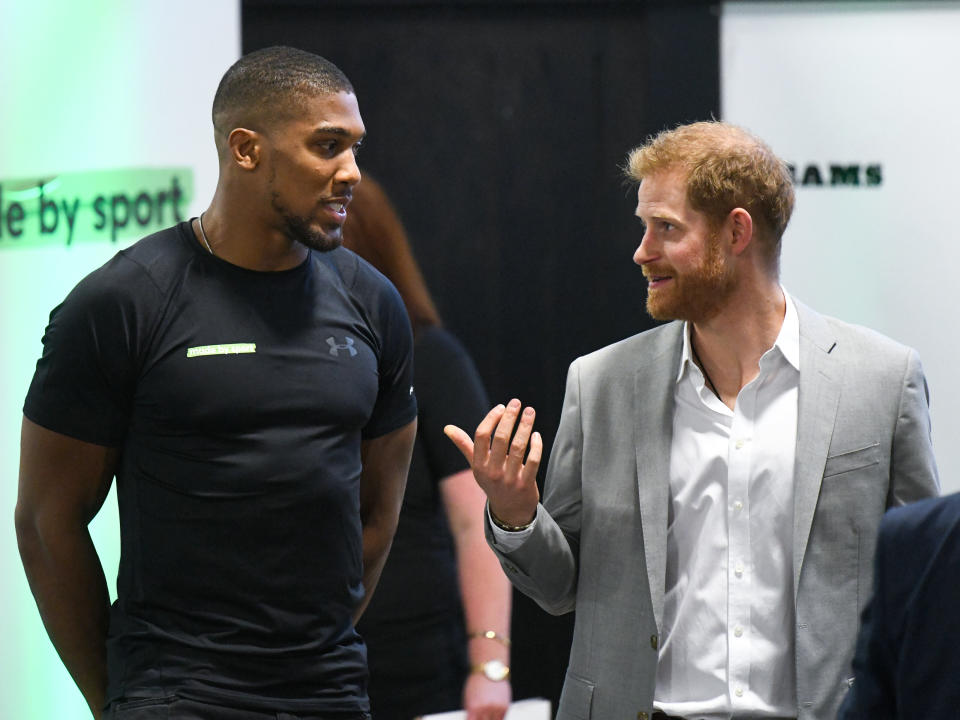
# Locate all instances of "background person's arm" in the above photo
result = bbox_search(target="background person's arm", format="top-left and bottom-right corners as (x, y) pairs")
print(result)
(354, 419), (417, 623)
(15, 417), (118, 719)
(441, 468), (512, 720)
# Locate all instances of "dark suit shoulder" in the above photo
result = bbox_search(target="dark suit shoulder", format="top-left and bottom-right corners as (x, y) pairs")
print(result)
(882, 492), (960, 542)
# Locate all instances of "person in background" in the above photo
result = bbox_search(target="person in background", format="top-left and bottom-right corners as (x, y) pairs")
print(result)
(345, 176), (513, 720)
(837, 491), (960, 719)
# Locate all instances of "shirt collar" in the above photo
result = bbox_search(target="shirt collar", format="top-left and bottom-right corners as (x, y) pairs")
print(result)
(775, 287), (801, 371)
(676, 286), (800, 384)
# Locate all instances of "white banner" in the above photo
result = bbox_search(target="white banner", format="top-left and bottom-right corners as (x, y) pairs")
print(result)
(722, 1), (960, 492)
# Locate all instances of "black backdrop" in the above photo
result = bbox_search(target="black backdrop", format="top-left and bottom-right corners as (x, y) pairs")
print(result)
(243, 0), (719, 709)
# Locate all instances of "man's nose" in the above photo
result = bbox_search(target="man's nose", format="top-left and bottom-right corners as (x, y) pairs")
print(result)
(633, 231), (656, 266)
(337, 150), (361, 187)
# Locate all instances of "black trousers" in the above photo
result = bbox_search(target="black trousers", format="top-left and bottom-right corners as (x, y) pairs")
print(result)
(105, 696), (370, 720)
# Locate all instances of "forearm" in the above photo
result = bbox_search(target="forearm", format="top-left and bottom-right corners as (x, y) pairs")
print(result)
(16, 517), (110, 718)
(355, 419), (417, 623)
(457, 529), (512, 667)
(452, 498), (513, 717)
(353, 516), (398, 623)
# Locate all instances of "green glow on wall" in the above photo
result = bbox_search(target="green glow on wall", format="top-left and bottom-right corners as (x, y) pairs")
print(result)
(0, 168), (194, 248)
(1, 1), (237, 717)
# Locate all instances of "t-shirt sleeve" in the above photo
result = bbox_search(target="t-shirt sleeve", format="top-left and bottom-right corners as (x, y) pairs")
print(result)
(362, 279), (418, 439)
(22, 254), (157, 447)
(414, 326), (490, 483)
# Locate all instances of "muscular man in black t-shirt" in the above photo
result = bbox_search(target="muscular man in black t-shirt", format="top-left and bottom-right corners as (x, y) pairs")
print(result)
(15, 47), (417, 719)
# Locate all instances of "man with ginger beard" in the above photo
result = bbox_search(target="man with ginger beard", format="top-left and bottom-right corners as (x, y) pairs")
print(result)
(445, 121), (939, 720)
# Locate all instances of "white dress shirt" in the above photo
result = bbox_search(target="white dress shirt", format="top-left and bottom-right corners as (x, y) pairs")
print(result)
(490, 292), (801, 719)
(655, 292), (799, 719)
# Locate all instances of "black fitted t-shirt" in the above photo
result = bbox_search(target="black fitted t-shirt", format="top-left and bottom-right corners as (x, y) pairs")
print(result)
(23, 222), (417, 713)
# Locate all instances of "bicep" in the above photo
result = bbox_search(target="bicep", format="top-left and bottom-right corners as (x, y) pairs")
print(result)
(17, 417), (118, 531)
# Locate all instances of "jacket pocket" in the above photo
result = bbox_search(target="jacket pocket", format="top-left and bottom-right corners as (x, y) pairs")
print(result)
(823, 443), (880, 478)
(559, 671), (595, 719)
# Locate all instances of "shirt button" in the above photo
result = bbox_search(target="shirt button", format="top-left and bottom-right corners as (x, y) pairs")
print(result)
(650, 634), (659, 650)
(735, 439), (745, 449)
(733, 500), (743, 511)
(734, 563), (744, 577)
(734, 626), (744, 637)
(735, 687), (744, 697)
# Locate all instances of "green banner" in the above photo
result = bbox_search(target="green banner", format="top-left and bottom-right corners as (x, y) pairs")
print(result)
(0, 167), (194, 249)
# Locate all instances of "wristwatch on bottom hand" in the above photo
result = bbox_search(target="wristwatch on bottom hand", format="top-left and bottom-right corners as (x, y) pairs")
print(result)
(472, 659), (510, 681)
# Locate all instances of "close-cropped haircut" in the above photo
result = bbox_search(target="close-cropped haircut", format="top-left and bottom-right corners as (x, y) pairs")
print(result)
(212, 46), (354, 150)
(626, 121), (795, 266)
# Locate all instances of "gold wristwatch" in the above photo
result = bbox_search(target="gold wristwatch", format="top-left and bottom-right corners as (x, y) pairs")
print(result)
(472, 659), (510, 681)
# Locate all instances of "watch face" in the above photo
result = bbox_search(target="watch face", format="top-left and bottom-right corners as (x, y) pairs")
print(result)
(483, 659), (510, 682)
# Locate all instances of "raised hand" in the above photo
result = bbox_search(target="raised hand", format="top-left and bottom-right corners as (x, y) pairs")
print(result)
(444, 398), (543, 527)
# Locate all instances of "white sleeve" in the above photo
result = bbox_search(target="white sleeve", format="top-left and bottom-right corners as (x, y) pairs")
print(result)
(486, 504), (537, 551)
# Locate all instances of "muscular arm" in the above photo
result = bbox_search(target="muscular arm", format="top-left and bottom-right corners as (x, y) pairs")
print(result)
(14, 417), (118, 719)
(354, 418), (417, 623)
(441, 469), (512, 719)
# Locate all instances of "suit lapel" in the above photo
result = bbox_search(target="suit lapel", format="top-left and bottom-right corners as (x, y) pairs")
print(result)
(793, 301), (841, 598)
(634, 322), (683, 632)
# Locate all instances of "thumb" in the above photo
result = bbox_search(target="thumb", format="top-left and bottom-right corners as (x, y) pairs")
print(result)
(443, 424), (475, 463)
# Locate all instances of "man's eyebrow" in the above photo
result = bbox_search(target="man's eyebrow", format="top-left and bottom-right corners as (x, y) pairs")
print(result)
(653, 212), (681, 224)
(311, 125), (366, 142)
(636, 207), (675, 220)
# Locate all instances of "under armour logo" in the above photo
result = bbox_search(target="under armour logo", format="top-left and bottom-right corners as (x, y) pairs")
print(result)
(326, 336), (358, 357)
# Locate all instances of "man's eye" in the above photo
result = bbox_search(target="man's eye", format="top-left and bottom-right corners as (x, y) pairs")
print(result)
(660, 221), (675, 232)
(352, 142), (363, 157)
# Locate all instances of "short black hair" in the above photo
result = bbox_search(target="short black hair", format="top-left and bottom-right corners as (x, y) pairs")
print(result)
(212, 46), (354, 149)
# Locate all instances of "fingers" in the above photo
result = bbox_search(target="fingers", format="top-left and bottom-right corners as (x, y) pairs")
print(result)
(466, 708), (507, 720)
(490, 399), (522, 461)
(473, 404), (507, 466)
(446, 399), (538, 484)
(505, 405), (536, 477)
(521, 431), (543, 485)
(443, 424), (475, 463)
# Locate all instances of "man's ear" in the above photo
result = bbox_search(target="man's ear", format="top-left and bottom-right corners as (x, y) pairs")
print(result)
(228, 128), (262, 170)
(727, 207), (754, 256)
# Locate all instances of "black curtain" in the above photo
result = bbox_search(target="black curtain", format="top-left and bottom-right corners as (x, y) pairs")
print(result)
(243, 0), (719, 708)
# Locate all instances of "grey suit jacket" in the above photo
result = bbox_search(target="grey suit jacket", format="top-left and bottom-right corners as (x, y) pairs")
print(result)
(488, 300), (939, 720)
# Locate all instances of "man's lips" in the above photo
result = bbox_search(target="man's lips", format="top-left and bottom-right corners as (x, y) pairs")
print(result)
(642, 268), (673, 288)
(319, 196), (351, 223)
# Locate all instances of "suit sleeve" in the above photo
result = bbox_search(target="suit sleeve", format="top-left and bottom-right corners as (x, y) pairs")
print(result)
(484, 359), (584, 615)
(887, 349), (939, 507)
